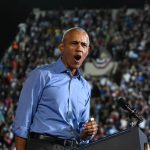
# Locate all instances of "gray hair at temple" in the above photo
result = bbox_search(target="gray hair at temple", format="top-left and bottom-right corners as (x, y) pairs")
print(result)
(61, 27), (90, 45)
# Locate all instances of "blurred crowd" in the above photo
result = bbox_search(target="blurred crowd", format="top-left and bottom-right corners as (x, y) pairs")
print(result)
(0, 6), (150, 149)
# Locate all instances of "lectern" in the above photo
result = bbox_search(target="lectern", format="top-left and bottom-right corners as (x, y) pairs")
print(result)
(74, 127), (148, 150)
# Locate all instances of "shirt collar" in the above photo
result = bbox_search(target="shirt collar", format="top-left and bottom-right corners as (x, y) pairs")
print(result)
(54, 57), (82, 79)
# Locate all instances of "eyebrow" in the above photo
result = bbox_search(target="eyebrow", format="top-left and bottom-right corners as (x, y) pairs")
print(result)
(71, 40), (89, 46)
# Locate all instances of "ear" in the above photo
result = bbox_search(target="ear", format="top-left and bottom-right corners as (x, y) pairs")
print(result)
(86, 46), (90, 56)
(88, 45), (91, 52)
(88, 45), (90, 53)
(58, 43), (64, 53)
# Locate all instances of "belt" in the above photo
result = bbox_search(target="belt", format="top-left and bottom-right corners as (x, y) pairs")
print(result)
(29, 132), (78, 147)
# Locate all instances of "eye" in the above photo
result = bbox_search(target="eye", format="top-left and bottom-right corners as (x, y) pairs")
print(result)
(81, 42), (88, 48)
(71, 41), (78, 45)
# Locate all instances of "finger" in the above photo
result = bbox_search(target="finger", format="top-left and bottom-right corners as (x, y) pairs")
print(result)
(84, 128), (97, 135)
(84, 122), (97, 129)
(84, 125), (98, 134)
(84, 120), (97, 127)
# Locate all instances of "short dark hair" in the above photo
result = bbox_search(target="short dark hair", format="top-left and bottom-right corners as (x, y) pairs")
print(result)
(61, 27), (89, 44)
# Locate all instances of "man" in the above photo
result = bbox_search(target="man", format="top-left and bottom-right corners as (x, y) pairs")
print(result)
(13, 27), (97, 150)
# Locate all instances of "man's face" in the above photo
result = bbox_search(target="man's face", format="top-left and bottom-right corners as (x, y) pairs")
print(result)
(60, 30), (90, 71)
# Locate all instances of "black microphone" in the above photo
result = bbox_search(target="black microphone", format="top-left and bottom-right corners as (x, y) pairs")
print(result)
(117, 97), (143, 123)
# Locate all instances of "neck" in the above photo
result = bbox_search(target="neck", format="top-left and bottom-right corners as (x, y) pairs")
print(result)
(70, 69), (77, 76)
(61, 57), (78, 76)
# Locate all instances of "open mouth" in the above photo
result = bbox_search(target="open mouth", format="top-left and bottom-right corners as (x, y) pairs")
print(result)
(74, 54), (82, 61)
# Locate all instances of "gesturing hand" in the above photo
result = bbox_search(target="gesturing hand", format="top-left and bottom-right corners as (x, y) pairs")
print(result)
(80, 118), (98, 140)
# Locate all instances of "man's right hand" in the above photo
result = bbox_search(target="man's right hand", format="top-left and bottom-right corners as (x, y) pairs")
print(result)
(80, 119), (98, 140)
(15, 136), (27, 150)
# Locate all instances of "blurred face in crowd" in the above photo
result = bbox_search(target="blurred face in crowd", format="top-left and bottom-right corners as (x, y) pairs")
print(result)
(59, 28), (90, 75)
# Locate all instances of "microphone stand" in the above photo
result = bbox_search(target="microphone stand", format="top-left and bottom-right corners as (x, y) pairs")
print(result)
(117, 97), (143, 127)
(128, 109), (143, 127)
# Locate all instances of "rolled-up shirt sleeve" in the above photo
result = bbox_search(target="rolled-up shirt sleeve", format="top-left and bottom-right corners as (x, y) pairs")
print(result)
(12, 68), (46, 138)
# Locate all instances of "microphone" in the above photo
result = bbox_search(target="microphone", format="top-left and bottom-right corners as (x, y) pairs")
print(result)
(117, 97), (143, 123)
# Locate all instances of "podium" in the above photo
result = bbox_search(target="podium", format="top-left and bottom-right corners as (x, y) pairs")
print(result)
(74, 127), (148, 150)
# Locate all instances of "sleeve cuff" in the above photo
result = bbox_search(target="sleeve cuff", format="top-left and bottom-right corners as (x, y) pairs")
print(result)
(13, 125), (29, 139)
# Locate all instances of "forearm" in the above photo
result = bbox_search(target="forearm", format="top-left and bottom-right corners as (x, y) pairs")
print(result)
(15, 136), (27, 150)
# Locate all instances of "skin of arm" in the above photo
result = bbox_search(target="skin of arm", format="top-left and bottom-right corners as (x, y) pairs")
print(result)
(15, 136), (27, 150)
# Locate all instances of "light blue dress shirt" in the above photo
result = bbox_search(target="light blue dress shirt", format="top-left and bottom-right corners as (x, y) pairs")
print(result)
(13, 58), (91, 141)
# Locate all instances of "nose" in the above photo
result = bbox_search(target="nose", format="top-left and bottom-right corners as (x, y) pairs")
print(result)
(76, 43), (83, 52)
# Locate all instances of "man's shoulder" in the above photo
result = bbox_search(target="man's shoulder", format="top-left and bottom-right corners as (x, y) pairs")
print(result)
(36, 63), (53, 71)
(27, 62), (56, 79)
(35, 61), (57, 72)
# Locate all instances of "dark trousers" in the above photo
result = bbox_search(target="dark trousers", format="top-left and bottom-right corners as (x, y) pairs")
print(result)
(27, 138), (78, 150)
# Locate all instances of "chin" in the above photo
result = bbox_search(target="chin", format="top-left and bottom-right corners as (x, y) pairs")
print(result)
(71, 65), (81, 69)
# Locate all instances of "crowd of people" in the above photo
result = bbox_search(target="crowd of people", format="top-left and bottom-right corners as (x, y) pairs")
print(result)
(0, 6), (150, 149)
